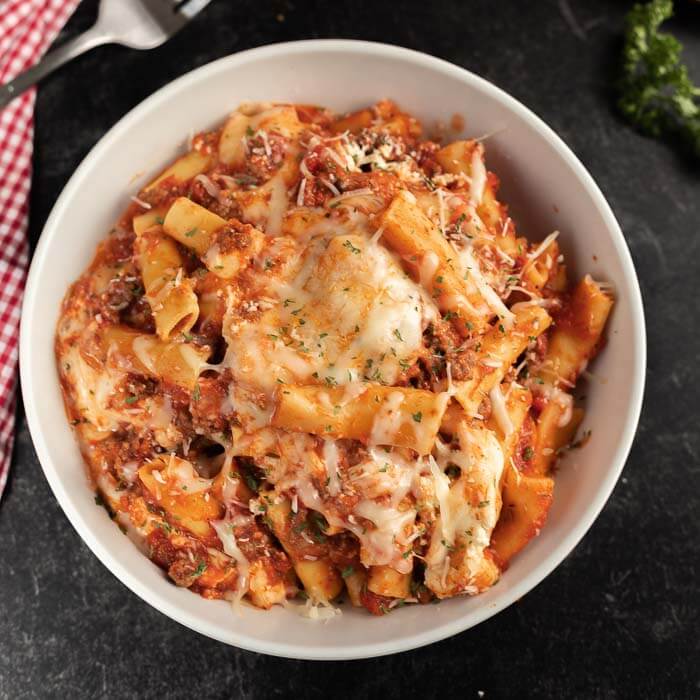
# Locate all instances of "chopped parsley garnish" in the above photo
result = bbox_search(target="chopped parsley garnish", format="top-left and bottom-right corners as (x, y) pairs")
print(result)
(422, 175), (437, 191)
(522, 446), (535, 461)
(309, 512), (328, 543)
(412, 411), (423, 423)
(184, 227), (198, 238)
(341, 565), (355, 578)
(393, 328), (404, 342)
(193, 561), (207, 578)
(368, 367), (385, 384)
(125, 395), (139, 405)
(245, 474), (259, 492)
(343, 239), (361, 255)
(192, 384), (201, 402)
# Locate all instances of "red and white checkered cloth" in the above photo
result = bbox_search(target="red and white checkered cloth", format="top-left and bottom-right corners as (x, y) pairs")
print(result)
(0, 0), (81, 497)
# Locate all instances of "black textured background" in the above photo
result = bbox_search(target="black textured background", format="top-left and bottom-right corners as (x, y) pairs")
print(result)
(1, 1), (699, 698)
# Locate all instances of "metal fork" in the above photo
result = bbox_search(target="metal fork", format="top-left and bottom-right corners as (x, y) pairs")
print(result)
(0, 0), (211, 109)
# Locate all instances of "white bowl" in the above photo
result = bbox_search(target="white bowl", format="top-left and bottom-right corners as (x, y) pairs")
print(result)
(20, 40), (646, 660)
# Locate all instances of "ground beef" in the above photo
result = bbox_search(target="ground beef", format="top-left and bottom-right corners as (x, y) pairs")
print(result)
(412, 140), (441, 176)
(211, 219), (259, 253)
(168, 558), (207, 588)
(97, 272), (154, 332)
(326, 532), (360, 570)
(147, 528), (178, 569)
(360, 588), (395, 616)
(139, 176), (190, 208)
(190, 375), (232, 434)
(246, 131), (287, 181)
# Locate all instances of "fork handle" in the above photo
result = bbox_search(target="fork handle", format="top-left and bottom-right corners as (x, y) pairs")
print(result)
(0, 26), (113, 110)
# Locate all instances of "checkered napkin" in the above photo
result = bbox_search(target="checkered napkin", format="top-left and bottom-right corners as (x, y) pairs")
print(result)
(0, 0), (81, 497)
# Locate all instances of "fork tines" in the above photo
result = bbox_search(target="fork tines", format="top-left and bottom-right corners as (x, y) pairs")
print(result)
(140, 0), (211, 33)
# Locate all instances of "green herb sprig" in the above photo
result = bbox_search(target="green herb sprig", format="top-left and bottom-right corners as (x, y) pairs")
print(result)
(619, 0), (700, 156)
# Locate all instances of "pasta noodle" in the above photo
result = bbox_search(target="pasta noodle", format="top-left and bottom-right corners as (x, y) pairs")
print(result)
(134, 229), (199, 340)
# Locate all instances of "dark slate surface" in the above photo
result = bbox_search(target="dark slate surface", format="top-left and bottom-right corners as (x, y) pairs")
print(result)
(1, 0), (698, 697)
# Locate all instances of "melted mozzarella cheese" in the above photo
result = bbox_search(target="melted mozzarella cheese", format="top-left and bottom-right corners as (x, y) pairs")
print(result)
(260, 431), (426, 574)
(543, 384), (574, 427)
(369, 391), (405, 447)
(470, 145), (487, 205)
(265, 176), (288, 236)
(211, 519), (250, 608)
(428, 455), (452, 539)
(425, 424), (504, 593)
(238, 175), (288, 237)
(419, 251), (441, 287)
(161, 454), (214, 494)
(347, 449), (423, 573)
(489, 384), (514, 438)
(221, 229), (437, 426)
(458, 244), (515, 326)
(323, 439), (341, 496)
(64, 344), (124, 434)
(353, 499), (416, 573)
(132, 336), (158, 374)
